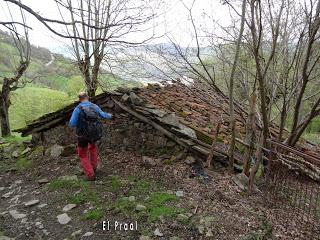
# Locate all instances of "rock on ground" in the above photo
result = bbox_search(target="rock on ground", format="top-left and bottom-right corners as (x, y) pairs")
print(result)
(83, 232), (93, 237)
(142, 156), (159, 168)
(9, 210), (27, 219)
(24, 199), (40, 207)
(62, 204), (77, 212)
(175, 190), (184, 197)
(57, 213), (71, 224)
(139, 236), (151, 240)
(154, 228), (164, 237)
(135, 204), (147, 211)
(48, 144), (64, 158)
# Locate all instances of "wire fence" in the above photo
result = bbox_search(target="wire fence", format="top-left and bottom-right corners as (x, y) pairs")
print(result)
(265, 150), (320, 239)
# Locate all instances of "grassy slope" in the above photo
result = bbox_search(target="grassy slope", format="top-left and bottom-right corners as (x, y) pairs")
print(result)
(0, 31), (140, 131)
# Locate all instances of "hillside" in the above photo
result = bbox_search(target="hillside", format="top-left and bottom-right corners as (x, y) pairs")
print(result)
(0, 30), (141, 130)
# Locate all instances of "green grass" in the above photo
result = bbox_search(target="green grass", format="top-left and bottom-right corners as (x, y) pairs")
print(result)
(148, 206), (182, 222)
(2, 133), (31, 143)
(147, 192), (178, 206)
(113, 192), (183, 222)
(49, 178), (89, 190)
(129, 179), (151, 195)
(68, 190), (98, 205)
(82, 208), (104, 220)
(15, 156), (32, 171)
(110, 175), (124, 192)
(10, 86), (73, 130)
(303, 133), (320, 145)
(49, 178), (100, 209)
(50, 178), (98, 203)
(146, 192), (182, 221)
(114, 197), (136, 213)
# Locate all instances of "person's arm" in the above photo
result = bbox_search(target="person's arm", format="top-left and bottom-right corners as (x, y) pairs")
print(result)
(69, 107), (80, 127)
(94, 105), (112, 119)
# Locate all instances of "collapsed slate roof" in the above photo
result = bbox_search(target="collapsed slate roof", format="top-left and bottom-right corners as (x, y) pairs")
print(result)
(17, 81), (320, 180)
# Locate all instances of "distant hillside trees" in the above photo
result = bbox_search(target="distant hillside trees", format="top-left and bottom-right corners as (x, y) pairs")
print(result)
(0, 9), (30, 136)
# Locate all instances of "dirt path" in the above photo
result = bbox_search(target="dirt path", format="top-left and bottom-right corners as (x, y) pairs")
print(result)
(0, 147), (314, 240)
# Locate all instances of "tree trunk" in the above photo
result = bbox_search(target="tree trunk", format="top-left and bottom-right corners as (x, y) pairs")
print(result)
(287, 97), (320, 146)
(0, 79), (11, 136)
(242, 94), (256, 176)
(248, 132), (267, 194)
(228, 0), (247, 172)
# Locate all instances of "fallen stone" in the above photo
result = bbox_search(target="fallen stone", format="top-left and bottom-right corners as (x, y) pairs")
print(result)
(129, 92), (143, 105)
(42, 229), (49, 236)
(139, 236), (151, 240)
(24, 199), (40, 207)
(135, 204), (147, 211)
(143, 108), (167, 117)
(83, 232), (93, 237)
(184, 156), (196, 165)
(35, 221), (44, 229)
(0, 211), (8, 216)
(48, 144), (64, 158)
(21, 217), (28, 224)
(9, 209), (27, 219)
(206, 229), (214, 237)
(71, 229), (82, 237)
(142, 156), (159, 168)
(154, 228), (163, 237)
(175, 190), (184, 197)
(128, 196), (135, 202)
(166, 190), (174, 194)
(20, 147), (31, 155)
(160, 113), (180, 127)
(37, 178), (49, 184)
(63, 204), (77, 212)
(11, 150), (19, 158)
(37, 203), (47, 209)
(57, 213), (71, 224)
(0, 187), (5, 191)
(121, 93), (129, 102)
(174, 124), (197, 139)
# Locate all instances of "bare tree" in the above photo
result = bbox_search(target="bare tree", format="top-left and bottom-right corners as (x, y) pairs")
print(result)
(285, 0), (320, 146)
(0, 6), (30, 136)
(224, 0), (247, 172)
(246, 0), (285, 193)
(4, 0), (158, 97)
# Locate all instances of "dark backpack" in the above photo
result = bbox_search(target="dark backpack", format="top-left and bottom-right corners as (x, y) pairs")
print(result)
(76, 104), (103, 142)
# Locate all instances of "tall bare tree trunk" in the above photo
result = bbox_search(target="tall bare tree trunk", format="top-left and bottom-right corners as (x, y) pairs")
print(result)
(0, 79), (11, 136)
(242, 94), (256, 176)
(228, 0), (247, 172)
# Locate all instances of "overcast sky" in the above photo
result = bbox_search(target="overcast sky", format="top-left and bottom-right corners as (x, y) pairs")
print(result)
(0, 0), (231, 54)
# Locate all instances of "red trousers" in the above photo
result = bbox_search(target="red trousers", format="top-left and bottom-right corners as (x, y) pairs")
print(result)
(77, 143), (98, 180)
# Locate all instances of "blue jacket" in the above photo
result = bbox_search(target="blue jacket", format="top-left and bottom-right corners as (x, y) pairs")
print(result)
(69, 101), (112, 128)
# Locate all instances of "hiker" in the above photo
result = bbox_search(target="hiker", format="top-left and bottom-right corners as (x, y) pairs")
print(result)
(69, 92), (113, 181)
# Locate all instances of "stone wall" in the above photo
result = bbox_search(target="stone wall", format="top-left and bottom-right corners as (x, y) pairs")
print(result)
(32, 112), (183, 157)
